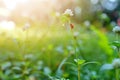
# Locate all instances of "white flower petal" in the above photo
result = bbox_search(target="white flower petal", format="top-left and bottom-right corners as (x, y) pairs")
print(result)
(64, 9), (73, 16)
(101, 64), (113, 71)
(112, 26), (120, 33)
(112, 58), (120, 68)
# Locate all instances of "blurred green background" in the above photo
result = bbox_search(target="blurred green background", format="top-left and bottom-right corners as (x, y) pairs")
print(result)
(0, 0), (120, 80)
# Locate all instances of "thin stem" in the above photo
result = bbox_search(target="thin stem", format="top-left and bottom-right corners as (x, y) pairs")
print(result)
(118, 47), (120, 58)
(70, 24), (81, 80)
(25, 30), (29, 53)
(71, 30), (80, 80)
(77, 64), (80, 80)
(56, 54), (72, 72)
(116, 33), (119, 41)
(76, 42), (85, 59)
(115, 33), (120, 80)
(116, 33), (120, 58)
(116, 68), (119, 80)
(71, 29), (77, 58)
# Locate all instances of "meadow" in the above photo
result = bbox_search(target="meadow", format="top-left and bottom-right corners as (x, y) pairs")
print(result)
(0, 0), (120, 80)
(0, 13), (118, 80)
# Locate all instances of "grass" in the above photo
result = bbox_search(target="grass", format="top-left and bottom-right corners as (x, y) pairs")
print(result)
(0, 24), (116, 80)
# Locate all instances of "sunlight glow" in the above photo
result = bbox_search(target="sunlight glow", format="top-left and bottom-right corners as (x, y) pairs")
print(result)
(0, 8), (10, 16)
(0, 21), (16, 30)
(3, 0), (17, 10)
(3, 0), (29, 10)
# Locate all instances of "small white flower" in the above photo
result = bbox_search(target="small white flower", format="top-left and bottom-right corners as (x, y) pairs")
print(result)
(24, 54), (33, 60)
(100, 64), (113, 71)
(64, 9), (73, 16)
(13, 38), (18, 44)
(110, 21), (116, 26)
(101, 13), (108, 19)
(112, 58), (120, 68)
(44, 67), (51, 75)
(74, 7), (82, 15)
(112, 26), (120, 33)
(23, 22), (30, 31)
(84, 20), (91, 27)
(111, 46), (117, 50)
(91, 0), (99, 4)
(73, 31), (79, 37)
(55, 12), (60, 17)
(37, 61), (43, 65)
(55, 46), (63, 53)
(1, 62), (12, 70)
(29, 76), (36, 80)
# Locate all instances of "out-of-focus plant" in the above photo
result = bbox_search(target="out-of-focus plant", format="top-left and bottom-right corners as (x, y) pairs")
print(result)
(112, 25), (120, 80)
(54, 9), (99, 80)
(101, 24), (120, 80)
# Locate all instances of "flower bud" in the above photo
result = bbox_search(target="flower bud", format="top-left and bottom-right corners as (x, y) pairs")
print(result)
(64, 9), (73, 16)
(70, 23), (74, 29)
(23, 22), (30, 31)
(112, 58), (120, 68)
(112, 26), (120, 33)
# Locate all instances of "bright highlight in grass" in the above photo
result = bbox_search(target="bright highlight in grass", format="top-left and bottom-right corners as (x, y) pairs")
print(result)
(0, 21), (16, 31)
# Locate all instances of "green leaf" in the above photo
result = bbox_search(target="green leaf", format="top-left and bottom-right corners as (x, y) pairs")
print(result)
(74, 59), (85, 65)
(110, 41), (120, 47)
(60, 15), (70, 23)
(82, 61), (100, 67)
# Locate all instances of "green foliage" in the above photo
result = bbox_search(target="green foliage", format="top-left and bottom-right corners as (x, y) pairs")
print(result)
(0, 10), (118, 80)
(110, 41), (120, 48)
(74, 59), (85, 65)
(91, 27), (113, 56)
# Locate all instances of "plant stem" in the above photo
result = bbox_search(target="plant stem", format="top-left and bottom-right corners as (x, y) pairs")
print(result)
(77, 64), (80, 80)
(118, 47), (120, 58)
(116, 33), (119, 41)
(71, 31), (80, 80)
(116, 68), (119, 80)
(70, 26), (81, 80)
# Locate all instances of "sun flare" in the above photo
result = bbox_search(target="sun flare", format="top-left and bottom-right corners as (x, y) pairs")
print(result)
(0, 20), (16, 30)
(3, 0), (29, 10)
